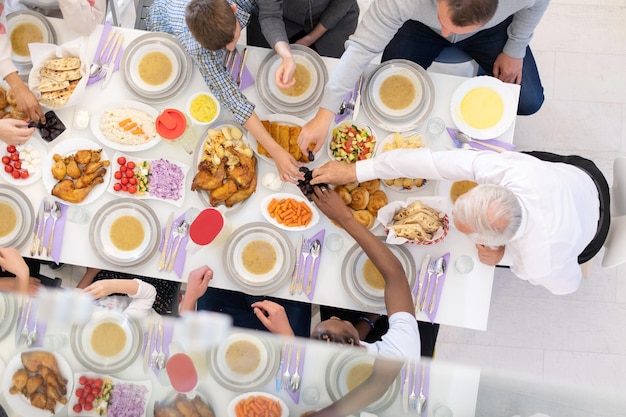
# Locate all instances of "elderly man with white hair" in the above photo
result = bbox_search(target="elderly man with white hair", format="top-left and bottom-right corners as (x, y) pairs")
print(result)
(311, 149), (610, 295)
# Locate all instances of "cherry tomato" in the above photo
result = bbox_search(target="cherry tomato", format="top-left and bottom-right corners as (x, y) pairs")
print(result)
(4, 165), (13, 173)
(86, 394), (94, 402)
(75, 388), (84, 397)
(73, 404), (82, 413)
(126, 161), (136, 169)
(94, 379), (103, 388)
(78, 396), (85, 405)
(121, 185), (128, 192)
(129, 177), (137, 185)
(79, 376), (87, 385)
(114, 171), (122, 179)
(92, 387), (101, 396)
(6, 145), (16, 153)
(120, 165), (127, 172)
(121, 177), (129, 185)
(113, 183), (122, 191)
(13, 161), (22, 170)
(10, 153), (19, 161)
(128, 185), (137, 194)
(20, 170), (29, 179)
(11, 170), (20, 179)
(83, 385), (91, 394)
(1, 156), (9, 164)
(84, 403), (93, 411)
(117, 156), (126, 165)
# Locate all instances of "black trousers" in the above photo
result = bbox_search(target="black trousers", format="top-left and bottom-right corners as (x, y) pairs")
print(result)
(523, 151), (610, 263)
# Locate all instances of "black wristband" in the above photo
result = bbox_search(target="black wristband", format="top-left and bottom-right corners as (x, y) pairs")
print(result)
(356, 316), (376, 331)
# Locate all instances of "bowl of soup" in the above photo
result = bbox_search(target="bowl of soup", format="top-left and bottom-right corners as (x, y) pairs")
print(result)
(129, 43), (180, 93)
(370, 66), (424, 119)
(269, 55), (318, 104)
(186, 91), (220, 125)
(7, 13), (49, 63)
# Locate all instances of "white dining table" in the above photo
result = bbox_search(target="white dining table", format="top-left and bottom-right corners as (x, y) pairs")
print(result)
(10, 18), (521, 333)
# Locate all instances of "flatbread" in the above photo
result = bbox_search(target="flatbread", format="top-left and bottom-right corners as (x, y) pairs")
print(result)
(38, 77), (70, 93)
(43, 57), (81, 71)
(40, 67), (82, 82)
(40, 88), (73, 107)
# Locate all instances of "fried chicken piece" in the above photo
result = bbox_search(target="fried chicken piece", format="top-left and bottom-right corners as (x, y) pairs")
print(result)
(191, 159), (225, 191)
(225, 171), (257, 208)
(83, 160), (110, 175)
(40, 365), (68, 389)
(209, 179), (237, 206)
(29, 392), (52, 411)
(65, 157), (81, 179)
(154, 405), (184, 417)
(75, 149), (102, 164)
(21, 351), (60, 375)
(175, 394), (200, 417)
(52, 177), (103, 203)
(75, 166), (106, 189)
(11, 368), (28, 392)
(25, 374), (44, 396)
(227, 149), (256, 189)
(191, 397), (215, 417)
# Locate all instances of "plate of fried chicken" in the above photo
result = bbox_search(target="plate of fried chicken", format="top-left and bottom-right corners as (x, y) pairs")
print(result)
(42, 139), (111, 205)
(191, 122), (258, 211)
(3, 350), (72, 417)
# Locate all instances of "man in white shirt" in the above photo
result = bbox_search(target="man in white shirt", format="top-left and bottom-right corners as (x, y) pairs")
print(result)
(311, 149), (610, 295)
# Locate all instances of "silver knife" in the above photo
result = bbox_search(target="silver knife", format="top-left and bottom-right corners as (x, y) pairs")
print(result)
(275, 343), (286, 392)
(158, 212), (175, 271)
(419, 256), (433, 312)
(402, 361), (410, 413)
(416, 254), (431, 314)
(352, 74), (364, 120)
(30, 203), (44, 257)
(289, 236), (303, 294)
(236, 47), (248, 87)
(143, 321), (154, 373)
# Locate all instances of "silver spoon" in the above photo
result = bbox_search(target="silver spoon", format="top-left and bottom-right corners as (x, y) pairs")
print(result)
(26, 302), (38, 347)
(455, 130), (506, 153)
(305, 240), (321, 296)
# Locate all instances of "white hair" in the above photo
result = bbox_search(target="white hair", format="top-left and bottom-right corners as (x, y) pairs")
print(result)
(452, 184), (522, 247)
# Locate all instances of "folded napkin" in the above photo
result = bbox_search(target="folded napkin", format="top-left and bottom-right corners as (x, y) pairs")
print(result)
(419, 252), (450, 323)
(301, 229), (325, 301)
(33, 200), (67, 265)
(284, 343), (306, 404)
(446, 128), (516, 152)
(87, 23), (124, 86)
(227, 48), (254, 91)
(158, 211), (190, 279)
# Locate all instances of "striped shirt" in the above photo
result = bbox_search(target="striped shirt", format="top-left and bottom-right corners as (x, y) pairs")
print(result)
(147, 0), (257, 125)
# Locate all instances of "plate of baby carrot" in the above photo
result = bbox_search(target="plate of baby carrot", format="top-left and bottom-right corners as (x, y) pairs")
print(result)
(227, 392), (288, 417)
(261, 192), (320, 231)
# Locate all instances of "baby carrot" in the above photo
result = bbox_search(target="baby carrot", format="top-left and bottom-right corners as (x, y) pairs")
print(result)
(118, 118), (131, 127)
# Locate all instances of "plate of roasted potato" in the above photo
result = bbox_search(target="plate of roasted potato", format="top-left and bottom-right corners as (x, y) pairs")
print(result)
(374, 131), (428, 192)
(42, 139), (111, 205)
(3, 350), (73, 417)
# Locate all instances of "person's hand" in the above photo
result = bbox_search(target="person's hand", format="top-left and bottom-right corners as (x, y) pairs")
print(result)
(0, 247), (30, 279)
(7, 76), (45, 123)
(311, 186), (353, 225)
(185, 265), (214, 305)
(476, 244), (505, 265)
(0, 119), (35, 145)
(311, 161), (357, 185)
(273, 147), (303, 183)
(294, 34), (314, 47)
(84, 280), (116, 299)
(251, 300), (295, 336)
(298, 109), (334, 155)
(493, 52), (523, 84)
(275, 55), (296, 89)
(27, 277), (42, 295)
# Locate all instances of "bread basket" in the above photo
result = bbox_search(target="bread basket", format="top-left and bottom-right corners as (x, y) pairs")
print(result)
(377, 196), (449, 245)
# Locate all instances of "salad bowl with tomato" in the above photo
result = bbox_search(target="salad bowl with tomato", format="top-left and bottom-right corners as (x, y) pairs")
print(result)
(328, 121), (377, 163)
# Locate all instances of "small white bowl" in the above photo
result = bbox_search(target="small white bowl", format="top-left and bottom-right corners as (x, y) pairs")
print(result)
(227, 392), (288, 417)
(186, 91), (221, 126)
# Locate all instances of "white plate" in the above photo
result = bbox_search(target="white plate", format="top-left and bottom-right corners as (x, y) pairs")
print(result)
(128, 43), (180, 93)
(370, 65), (424, 118)
(0, 184), (35, 249)
(215, 333), (269, 382)
(6, 13), (50, 63)
(374, 132), (428, 192)
(227, 392), (288, 417)
(1, 138), (47, 186)
(68, 372), (151, 417)
(90, 101), (160, 153)
(0, 292), (17, 342)
(2, 350), (73, 417)
(251, 114), (307, 165)
(261, 192), (319, 231)
(450, 76), (516, 140)
(43, 139), (111, 206)
(107, 152), (188, 207)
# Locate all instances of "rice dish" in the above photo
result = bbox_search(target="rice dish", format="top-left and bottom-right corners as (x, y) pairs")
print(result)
(99, 107), (157, 146)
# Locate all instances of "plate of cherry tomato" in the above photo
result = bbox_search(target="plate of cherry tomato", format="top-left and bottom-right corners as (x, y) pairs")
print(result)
(1, 139), (46, 185)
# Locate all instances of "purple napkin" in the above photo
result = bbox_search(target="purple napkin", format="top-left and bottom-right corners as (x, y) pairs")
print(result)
(418, 253), (450, 323)
(32, 200), (67, 265)
(25, 298), (46, 348)
(87, 23), (124, 86)
(284, 343), (305, 404)
(334, 91), (353, 123)
(446, 128), (516, 152)
(300, 229), (325, 301)
(228, 49), (254, 91)
(158, 212), (190, 279)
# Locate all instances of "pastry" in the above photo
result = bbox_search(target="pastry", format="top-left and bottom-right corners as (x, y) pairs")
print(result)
(40, 67), (82, 82)
(367, 189), (388, 216)
(38, 77), (70, 93)
(335, 185), (352, 205)
(394, 211), (441, 233)
(6, 89), (17, 106)
(349, 187), (369, 210)
(353, 209), (375, 228)
(391, 223), (432, 242)
(0, 87), (8, 109)
(43, 57), (81, 71)
(344, 181), (359, 192)
(393, 200), (440, 222)
(360, 179), (380, 194)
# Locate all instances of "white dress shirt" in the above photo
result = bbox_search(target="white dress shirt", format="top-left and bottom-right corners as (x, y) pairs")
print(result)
(356, 149), (599, 295)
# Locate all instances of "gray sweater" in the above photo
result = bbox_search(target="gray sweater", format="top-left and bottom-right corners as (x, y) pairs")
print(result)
(320, 0), (550, 113)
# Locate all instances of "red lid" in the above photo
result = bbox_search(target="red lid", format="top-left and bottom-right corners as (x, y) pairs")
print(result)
(166, 353), (198, 393)
(156, 109), (187, 139)
(190, 208), (224, 245)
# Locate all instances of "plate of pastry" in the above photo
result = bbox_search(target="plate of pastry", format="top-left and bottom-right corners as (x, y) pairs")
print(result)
(374, 131), (428, 192)
(332, 180), (388, 230)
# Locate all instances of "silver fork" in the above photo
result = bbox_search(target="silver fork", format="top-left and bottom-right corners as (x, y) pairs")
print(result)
(155, 321), (166, 369)
(167, 221), (189, 272)
(38, 200), (52, 256)
(289, 344), (302, 392)
(420, 260), (436, 312)
(149, 321), (159, 369)
(296, 241), (310, 294)
(281, 343), (293, 389)
(26, 301), (38, 347)
(18, 297), (31, 346)
(46, 201), (61, 257)
(409, 361), (418, 410)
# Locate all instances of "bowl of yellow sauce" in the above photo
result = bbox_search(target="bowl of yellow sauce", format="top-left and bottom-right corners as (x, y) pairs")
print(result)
(186, 91), (221, 125)
(450, 75), (516, 139)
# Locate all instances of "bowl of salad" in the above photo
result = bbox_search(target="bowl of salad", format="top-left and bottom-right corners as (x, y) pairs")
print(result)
(328, 120), (376, 163)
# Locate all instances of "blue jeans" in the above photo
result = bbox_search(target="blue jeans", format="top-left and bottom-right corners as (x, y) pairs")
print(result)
(381, 17), (544, 115)
(196, 288), (312, 338)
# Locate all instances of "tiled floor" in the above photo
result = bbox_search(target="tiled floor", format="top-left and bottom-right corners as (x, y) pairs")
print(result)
(49, 0), (626, 399)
